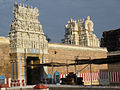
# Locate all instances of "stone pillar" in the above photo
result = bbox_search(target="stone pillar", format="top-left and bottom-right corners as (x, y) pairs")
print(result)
(15, 58), (18, 80)
(18, 56), (22, 81)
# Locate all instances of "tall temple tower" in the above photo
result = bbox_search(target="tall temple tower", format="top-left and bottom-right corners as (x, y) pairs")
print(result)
(9, 2), (48, 85)
(64, 16), (100, 47)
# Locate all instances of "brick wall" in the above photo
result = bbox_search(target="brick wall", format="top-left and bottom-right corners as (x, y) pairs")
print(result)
(0, 44), (12, 78)
(47, 43), (108, 74)
(0, 38), (108, 79)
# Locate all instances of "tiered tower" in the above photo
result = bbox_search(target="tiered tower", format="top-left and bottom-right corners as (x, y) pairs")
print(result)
(64, 16), (100, 47)
(9, 2), (48, 85)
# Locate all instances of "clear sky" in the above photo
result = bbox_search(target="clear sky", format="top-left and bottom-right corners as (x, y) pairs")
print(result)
(0, 0), (120, 43)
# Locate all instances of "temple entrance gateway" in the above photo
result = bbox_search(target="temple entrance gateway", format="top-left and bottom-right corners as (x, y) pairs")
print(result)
(26, 57), (43, 85)
(9, 2), (48, 85)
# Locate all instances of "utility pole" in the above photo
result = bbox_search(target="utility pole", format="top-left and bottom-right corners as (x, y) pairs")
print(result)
(74, 56), (79, 84)
(89, 57), (92, 87)
(66, 60), (68, 75)
(51, 58), (54, 84)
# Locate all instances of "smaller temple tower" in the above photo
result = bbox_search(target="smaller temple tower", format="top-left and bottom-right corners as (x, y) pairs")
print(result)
(64, 19), (79, 45)
(64, 16), (100, 47)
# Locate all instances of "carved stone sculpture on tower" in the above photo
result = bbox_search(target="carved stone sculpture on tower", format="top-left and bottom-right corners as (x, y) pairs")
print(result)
(64, 16), (100, 47)
(9, 2), (48, 53)
(84, 16), (94, 32)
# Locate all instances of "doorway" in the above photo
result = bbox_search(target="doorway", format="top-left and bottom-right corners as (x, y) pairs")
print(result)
(26, 57), (43, 85)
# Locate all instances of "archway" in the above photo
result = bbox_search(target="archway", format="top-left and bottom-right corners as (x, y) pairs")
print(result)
(26, 57), (43, 85)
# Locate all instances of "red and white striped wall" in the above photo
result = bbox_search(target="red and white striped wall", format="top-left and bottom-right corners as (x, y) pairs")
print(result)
(60, 74), (67, 78)
(4, 78), (25, 87)
(5, 72), (120, 86)
(78, 72), (120, 83)
(10, 79), (25, 87)
(60, 72), (120, 84)
(4, 78), (11, 87)
(108, 72), (120, 83)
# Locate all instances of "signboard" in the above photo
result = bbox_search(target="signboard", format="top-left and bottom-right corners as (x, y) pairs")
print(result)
(26, 48), (40, 54)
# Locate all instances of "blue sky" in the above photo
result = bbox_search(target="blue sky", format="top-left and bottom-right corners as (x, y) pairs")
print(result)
(0, 0), (120, 43)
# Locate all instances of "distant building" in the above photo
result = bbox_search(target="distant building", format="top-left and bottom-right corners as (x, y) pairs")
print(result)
(63, 16), (100, 47)
(101, 28), (120, 52)
(101, 29), (120, 85)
